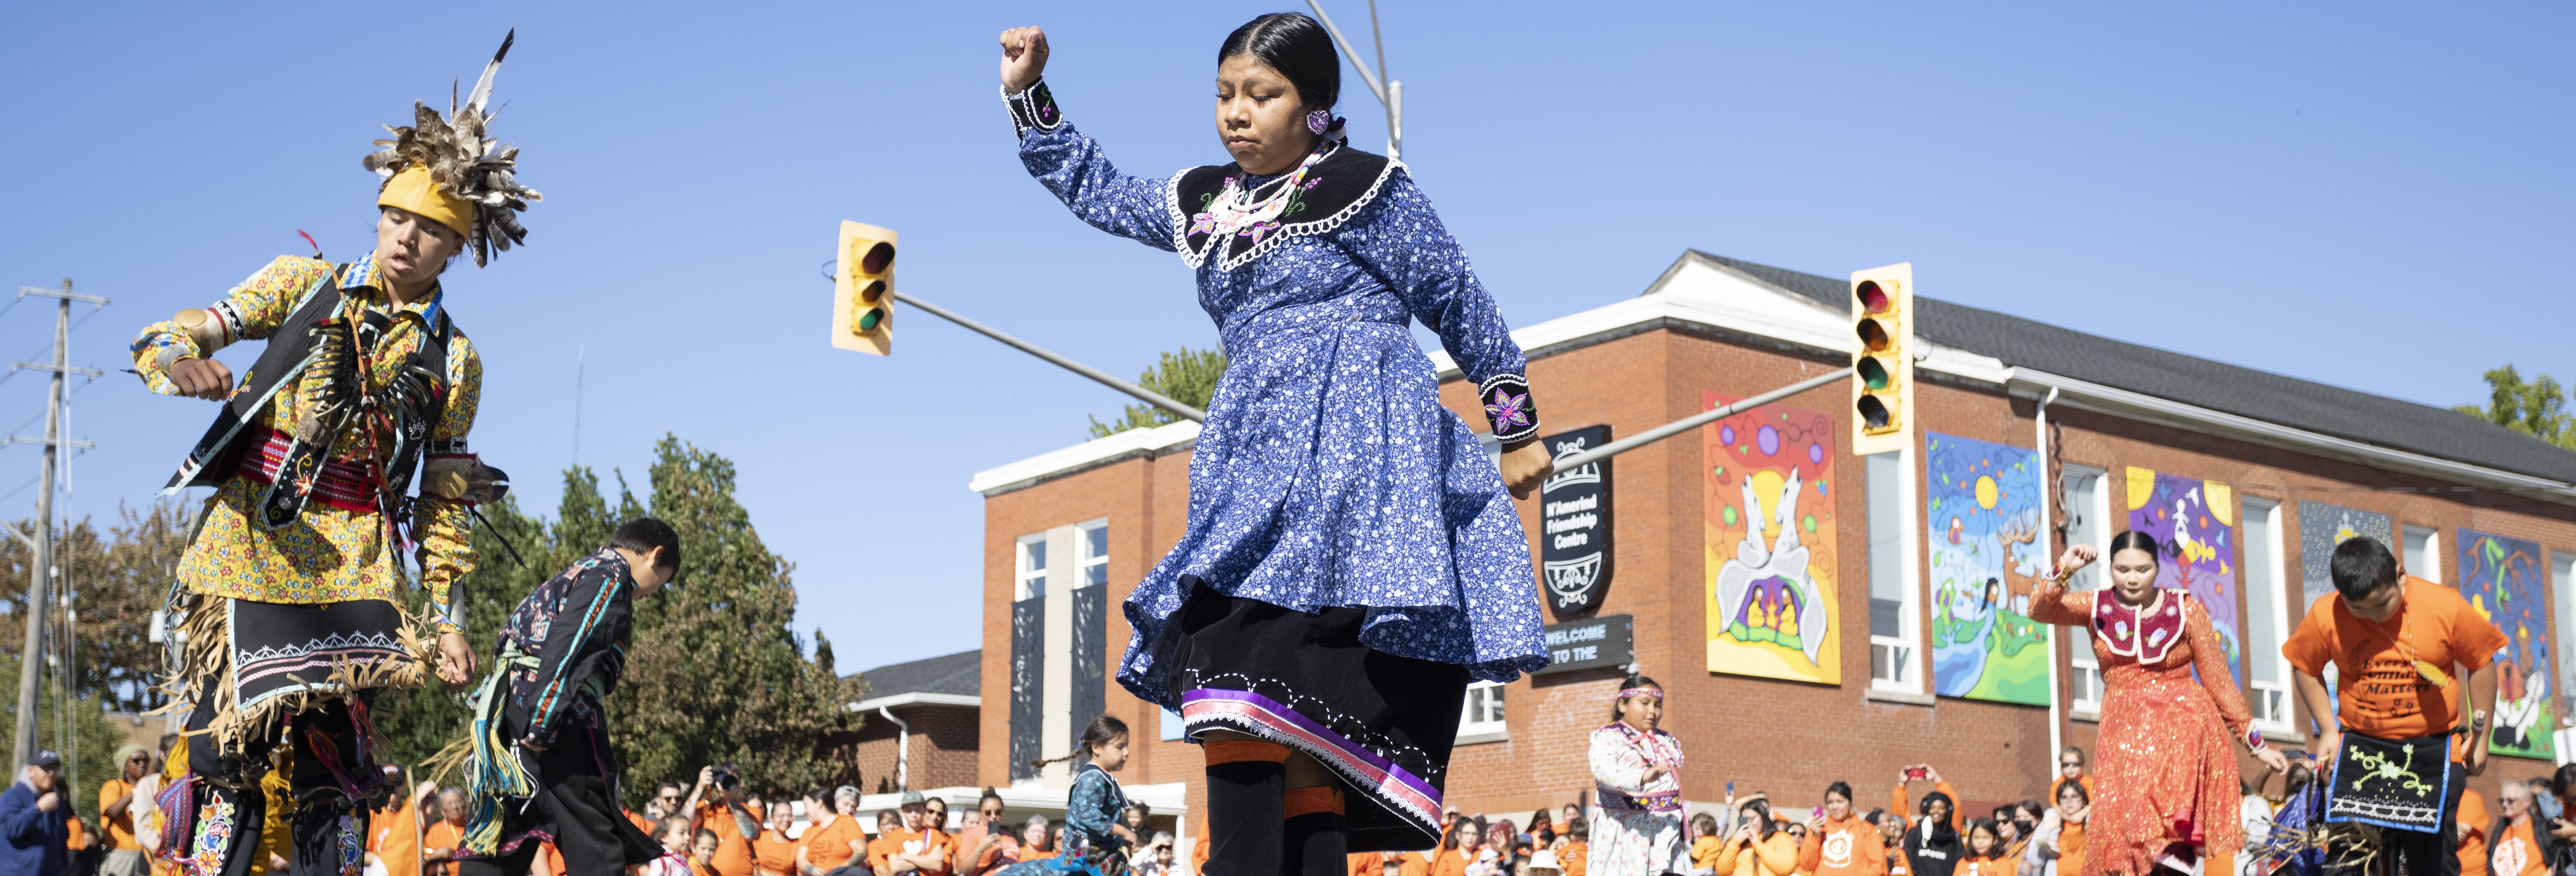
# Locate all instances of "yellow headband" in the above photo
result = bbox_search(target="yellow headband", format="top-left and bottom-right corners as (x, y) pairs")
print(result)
(376, 166), (474, 237)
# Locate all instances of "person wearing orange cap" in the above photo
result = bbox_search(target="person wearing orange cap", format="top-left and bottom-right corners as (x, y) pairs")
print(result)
(128, 30), (537, 876)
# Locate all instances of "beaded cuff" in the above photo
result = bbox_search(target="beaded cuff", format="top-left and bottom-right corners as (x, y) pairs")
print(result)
(2244, 726), (2267, 752)
(1480, 374), (1540, 443)
(1003, 79), (1064, 138)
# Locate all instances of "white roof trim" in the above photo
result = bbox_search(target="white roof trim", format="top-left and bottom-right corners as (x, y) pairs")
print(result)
(968, 420), (1199, 495)
(849, 692), (981, 711)
(2006, 369), (2576, 505)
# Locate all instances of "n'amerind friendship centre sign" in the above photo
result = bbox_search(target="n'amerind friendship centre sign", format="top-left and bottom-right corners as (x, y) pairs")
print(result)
(1538, 425), (1613, 618)
(1536, 614), (1633, 675)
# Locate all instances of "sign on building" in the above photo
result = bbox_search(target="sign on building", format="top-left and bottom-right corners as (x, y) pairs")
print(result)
(1539, 425), (1613, 619)
(1538, 614), (1633, 675)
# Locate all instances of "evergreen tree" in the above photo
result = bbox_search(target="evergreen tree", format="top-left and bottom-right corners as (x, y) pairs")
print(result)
(1088, 345), (1228, 438)
(2455, 364), (2576, 450)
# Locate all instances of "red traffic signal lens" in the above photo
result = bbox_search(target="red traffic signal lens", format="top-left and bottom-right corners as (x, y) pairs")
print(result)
(859, 279), (887, 304)
(1857, 395), (1892, 430)
(1857, 318), (1891, 353)
(1856, 280), (1890, 314)
(1858, 357), (1891, 390)
(860, 241), (895, 276)
(858, 307), (886, 332)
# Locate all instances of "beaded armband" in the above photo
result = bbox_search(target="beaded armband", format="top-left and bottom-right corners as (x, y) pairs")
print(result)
(1003, 79), (1064, 138)
(2243, 726), (2268, 752)
(1480, 374), (1541, 443)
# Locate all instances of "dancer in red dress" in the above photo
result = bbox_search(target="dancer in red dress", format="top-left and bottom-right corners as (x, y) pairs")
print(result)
(2036, 533), (2290, 876)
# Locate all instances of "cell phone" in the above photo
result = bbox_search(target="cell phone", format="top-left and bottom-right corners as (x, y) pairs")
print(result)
(1812, 806), (1825, 820)
(1904, 767), (1930, 782)
(1726, 781), (1736, 796)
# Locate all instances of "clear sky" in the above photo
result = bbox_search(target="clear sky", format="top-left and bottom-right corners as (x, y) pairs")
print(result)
(1, 3), (2567, 675)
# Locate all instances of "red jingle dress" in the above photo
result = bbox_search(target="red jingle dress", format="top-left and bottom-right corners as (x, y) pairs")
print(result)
(2030, 584), (2263, 876)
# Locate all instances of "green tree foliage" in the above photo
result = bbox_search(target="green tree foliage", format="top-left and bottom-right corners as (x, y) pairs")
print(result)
(1087, 345), (1228, 438)
(0, 654), (139, 816)
(0, 503), (193, 713)
(375, 439), (864, 802)
(2455, 364), (2576, 450)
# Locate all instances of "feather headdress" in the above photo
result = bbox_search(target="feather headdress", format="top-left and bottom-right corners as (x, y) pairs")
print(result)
(362, 30), (542, 267)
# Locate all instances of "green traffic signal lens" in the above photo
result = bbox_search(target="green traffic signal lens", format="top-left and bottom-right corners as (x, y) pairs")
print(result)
(858, 307), (884, 332)
(1856, 280), (1890, 314)
(1857, 395), (1892, 430)
(1857, 318), (1891, 353)
(1858, 357), (1891, 390)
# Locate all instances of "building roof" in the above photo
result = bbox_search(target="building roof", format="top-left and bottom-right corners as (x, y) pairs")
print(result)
(1688, 252), (2576, 484)
(854, 650), (980, 698)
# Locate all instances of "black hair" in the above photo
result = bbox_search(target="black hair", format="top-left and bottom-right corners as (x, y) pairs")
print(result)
(2108, 531), (2163, 568)
(1563, 816), (1586, 842)
(1991, 805), (2017, 823)
(1611, 674), (1663, 720)
(1863, 808), (1887, 827)
(613, 517), (683, 572)
(808, 786), (831, 802)
(981, 787), (1006, 807)
(1690, 811), (1719, 833)
(1218, 13), (1340, 112)
(2054, 781), (2090, 807)
(1030, 715), (1129, 769)
(1964, 818), (2000, 857)
(1826, 781), (1854, 804)
(1919, 790), (1957, 843)
(1442, 814), (1485, 851)
(693, 828), (720, 846)
(2016, 800), (2042, 820)
(659, 781), (685, 794)
(1743, 798), (1779, 841)
(2329, 536), (2400, 600)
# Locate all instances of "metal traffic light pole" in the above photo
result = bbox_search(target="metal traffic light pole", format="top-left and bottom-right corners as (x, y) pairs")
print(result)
(890, 290), (1207, 423)
(1547, 367), (1855, 472)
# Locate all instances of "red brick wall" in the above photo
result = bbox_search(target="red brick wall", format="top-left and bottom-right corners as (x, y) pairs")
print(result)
(981, 324), (2576, 823)
(853, 703), (983, 793)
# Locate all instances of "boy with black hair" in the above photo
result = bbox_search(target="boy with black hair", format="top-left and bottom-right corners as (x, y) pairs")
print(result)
(2285, 536), (2507, 876)
(459, 517), (684, 876)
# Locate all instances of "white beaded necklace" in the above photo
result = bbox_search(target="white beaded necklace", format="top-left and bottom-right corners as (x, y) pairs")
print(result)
(1197, 144), (1331, 245)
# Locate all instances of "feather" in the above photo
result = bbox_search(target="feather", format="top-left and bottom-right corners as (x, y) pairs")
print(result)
(463, 29), (513, 117)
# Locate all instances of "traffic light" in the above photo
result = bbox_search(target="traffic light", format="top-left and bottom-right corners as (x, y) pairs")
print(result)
(1849, 262), (1914, 456)
(831, 221), (897, 355)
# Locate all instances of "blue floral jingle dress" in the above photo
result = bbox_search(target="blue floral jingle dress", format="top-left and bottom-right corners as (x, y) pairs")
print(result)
(1005, 81), (1551, 851)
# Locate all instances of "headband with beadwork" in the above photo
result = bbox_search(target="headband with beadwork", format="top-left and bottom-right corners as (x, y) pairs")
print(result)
(1618, 687), (1663, 700)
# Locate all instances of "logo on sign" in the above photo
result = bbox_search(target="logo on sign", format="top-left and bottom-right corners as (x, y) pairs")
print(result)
(1539, 425), (1613, 619)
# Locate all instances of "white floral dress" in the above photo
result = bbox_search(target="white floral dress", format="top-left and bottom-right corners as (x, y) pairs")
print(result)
(1588, 724), (1688, 876)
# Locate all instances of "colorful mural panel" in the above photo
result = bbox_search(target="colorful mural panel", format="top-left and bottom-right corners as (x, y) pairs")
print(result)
(1923, 433), (2051, 705)
(2297, 500), (2393, 609)
(2459, 529), (2556, 760)
(1702, 393), (1840, 684)
(2124, 468), (2242, 684)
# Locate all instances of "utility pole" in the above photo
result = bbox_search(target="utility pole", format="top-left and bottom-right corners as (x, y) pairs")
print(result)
(8, 280), (105, 769)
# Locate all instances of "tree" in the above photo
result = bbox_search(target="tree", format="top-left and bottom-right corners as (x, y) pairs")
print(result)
(2455, 364), (2576, 450)
(0, 503), (191, 714)
(1087, 345), (1228, 438)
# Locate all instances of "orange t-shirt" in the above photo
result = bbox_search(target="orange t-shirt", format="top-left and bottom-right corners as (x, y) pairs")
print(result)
(2284, 579), (2507, 756)
(804, 814), (867, 872)
(1350, 852), (1388, 876)
(1558, 844), (1586, 876)
(696, 800), (764, 876)
(2456, 790), (2491, 876)
(98, 779), (138, 851)
(631, 809), (661, 836)
(1397, 851), (1433, 876)
(1805, 813), (1887, 876)
(2491, 819), (2548, 876)
(371, 801), (423, 876)
(952, 824), (1019, 876)
(424, 820), (464, 876)
(755, 828), (800, 876)
(870, 830), (913, 873)
(65, 817), (85, 853)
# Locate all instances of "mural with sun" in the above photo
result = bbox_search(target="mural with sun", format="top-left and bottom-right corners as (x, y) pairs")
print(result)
(2124, 467), (2242, 684)
(1702, 392), (1840, 684)
(1924, 432), (2052, 704)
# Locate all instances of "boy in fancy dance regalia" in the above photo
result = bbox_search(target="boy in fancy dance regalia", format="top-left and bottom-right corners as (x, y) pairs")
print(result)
(127, 32), (534, 876)
(2285, 536), (2506, 876)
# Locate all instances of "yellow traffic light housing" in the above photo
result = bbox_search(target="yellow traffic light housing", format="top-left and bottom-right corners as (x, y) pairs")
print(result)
(1849, 262), (1914, 456)
(832, 221), (898, 355)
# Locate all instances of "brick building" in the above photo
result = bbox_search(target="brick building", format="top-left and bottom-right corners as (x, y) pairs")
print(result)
(971, 250), (2576, 842)
(851, 650), (984, 794)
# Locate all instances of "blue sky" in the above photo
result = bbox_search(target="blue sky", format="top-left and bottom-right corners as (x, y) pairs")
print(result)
(1, 3), (2567, 674)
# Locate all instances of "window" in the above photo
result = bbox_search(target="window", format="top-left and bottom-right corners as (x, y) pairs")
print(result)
(2554, 552), (2576, 757)
(2241, 498), (2295, 734)
(2061, 465), (2108, 714)
(1016, 533), (1048, 600)
(1458, 680), (1507, 743)
(1075, 519), (1109, 588)
(2402, 525), (2440, 583)
(1864, 451), (1918, 691)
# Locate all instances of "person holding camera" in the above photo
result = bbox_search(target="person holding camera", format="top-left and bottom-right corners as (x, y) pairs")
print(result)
(687, 764), (765, 876)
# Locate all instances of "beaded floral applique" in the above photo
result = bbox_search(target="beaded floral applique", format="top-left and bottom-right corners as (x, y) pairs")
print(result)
(2092, 588), (2185, 663)
(1479, 374), (1541, 442)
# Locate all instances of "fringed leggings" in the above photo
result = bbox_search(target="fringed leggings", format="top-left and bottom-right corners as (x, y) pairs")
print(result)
(178, 693), (382, 876)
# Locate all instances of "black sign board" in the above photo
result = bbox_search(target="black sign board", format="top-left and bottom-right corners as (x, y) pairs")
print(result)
(1538, 425), (1613, 619)
(1536, 614), (1633, 675)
